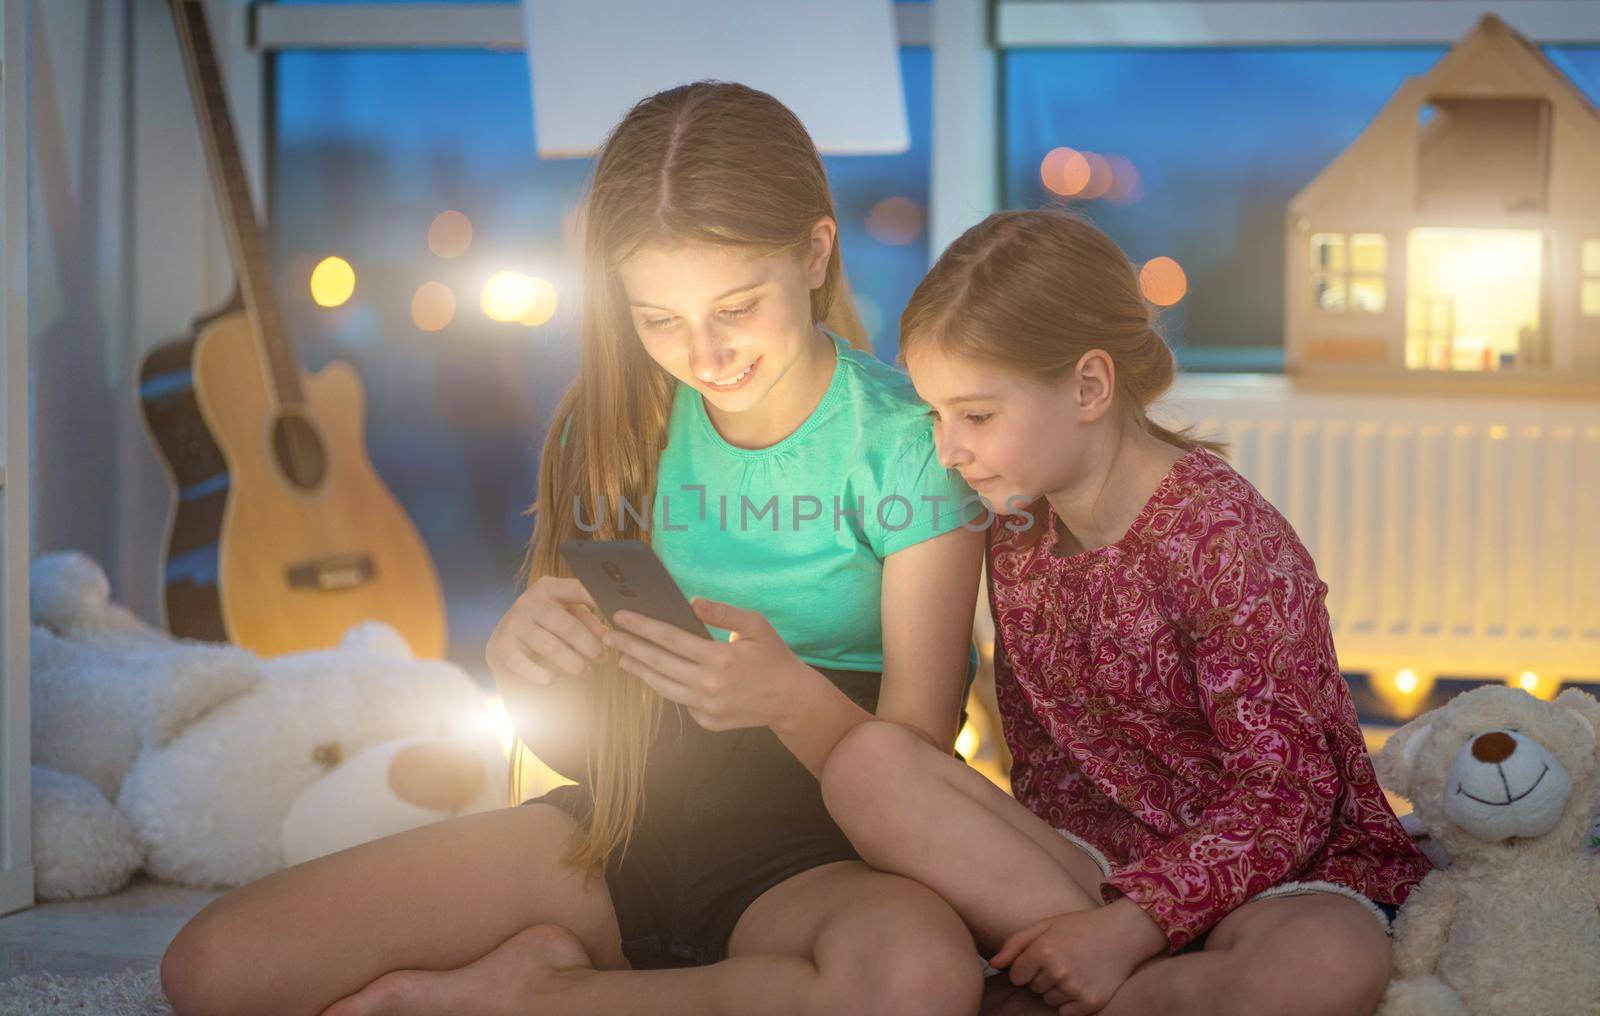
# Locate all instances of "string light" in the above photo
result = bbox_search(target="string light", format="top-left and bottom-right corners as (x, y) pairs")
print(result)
(1373, 668), (1434, 720)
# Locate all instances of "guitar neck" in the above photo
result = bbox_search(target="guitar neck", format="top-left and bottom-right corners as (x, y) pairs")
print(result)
(169, 0), (303, 407)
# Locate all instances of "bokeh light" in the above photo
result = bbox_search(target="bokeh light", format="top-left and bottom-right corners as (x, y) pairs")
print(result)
(481, 271), (560, 327)
(1139, 256), (1188, 306)
(518, 276), (559, 327)
(427, 210), (473, 259)
(1513, 670), (1557, 700)
(1040, 146), (1091, 197)
(1080, 152), (1113, 200)
(1103, 155), (1143, 205)
(309, 256), (356, 308)
(411, 281), (456, 332)
(481, 271), (533, 323)
(865, 196), (925, 246)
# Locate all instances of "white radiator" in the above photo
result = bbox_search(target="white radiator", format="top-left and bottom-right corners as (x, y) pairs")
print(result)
(1156, 376), (1600, 687)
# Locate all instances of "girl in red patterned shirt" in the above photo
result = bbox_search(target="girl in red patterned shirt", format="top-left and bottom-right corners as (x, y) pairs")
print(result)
(820, 209), (1430, 1016)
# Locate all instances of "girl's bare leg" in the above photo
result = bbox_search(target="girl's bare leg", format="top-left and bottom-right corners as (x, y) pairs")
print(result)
(820, 720), (1106, 949)
(822, 722), (1391, 1016)
(159, 803), (625, 1016)
(1099, 893), (1390, 1016)
(326, 859), (983, 1016)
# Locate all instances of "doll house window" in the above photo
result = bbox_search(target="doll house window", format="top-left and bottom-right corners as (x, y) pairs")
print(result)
(1416, 97), (1550, 215)
(1404, 227), (1543, 371)
(1311, 232), (1386, 314)
(1583, 240), (1600, 318)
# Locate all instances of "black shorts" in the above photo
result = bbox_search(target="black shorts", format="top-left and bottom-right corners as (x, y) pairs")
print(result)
(523, 666), (881, 969)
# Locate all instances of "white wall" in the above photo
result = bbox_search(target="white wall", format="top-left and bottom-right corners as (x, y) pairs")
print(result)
(27, 0), (260, 623)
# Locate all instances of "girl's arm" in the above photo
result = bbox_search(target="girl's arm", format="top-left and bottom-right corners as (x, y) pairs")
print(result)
(772, 523), (985, 770)
(493, 661), (595, 782)
(992, 617), (1137, 862)
(485, 576), (607, 780)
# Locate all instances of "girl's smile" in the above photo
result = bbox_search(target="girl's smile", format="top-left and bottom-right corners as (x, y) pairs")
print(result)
(706, 355), (762, 391)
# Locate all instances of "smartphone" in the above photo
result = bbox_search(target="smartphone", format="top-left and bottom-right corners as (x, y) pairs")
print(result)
(559, 539), (712, 639)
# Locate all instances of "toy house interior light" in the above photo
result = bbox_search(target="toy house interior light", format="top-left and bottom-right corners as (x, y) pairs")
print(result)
(1406, 227), (1543, 370)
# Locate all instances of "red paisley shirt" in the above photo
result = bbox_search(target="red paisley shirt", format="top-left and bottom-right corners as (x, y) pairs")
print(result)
(987, 447), (1431, 952)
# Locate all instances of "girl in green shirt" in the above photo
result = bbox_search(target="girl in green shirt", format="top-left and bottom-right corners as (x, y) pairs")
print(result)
(161, 82), (987, 1016)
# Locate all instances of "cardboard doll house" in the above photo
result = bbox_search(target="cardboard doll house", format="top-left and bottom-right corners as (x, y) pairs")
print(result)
(1286, 15), (1600, 383)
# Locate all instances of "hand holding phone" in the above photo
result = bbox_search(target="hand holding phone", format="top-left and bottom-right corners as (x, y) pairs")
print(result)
(564, 543), (822, 737)
(559, 539), (712, 640)
(485, 575), (607, 686)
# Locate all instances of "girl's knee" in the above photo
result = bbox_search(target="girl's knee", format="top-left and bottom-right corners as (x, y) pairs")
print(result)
(876, 943), (984, 1016)
(161, 914), (246, 1016)
(813, 886), (983, 1016)
(816, 934), (983, 1016)
(819, 720), (922, 815)
(1228, 922), (1391, 1016)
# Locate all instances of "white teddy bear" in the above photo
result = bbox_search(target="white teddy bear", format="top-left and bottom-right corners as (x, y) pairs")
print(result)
(28, 551), (537, 899)
(1373, 685), (1600, 1015)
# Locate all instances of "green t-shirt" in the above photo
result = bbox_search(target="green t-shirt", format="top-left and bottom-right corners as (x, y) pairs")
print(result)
(640, 329), (980, 673)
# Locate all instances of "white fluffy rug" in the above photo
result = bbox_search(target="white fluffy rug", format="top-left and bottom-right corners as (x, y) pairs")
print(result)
(0, 967), (172, 1015)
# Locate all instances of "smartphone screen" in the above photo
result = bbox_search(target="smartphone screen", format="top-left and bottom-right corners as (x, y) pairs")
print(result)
(559, 539), (712, 639)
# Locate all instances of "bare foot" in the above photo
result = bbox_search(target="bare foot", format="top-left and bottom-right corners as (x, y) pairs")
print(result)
(320, 924), (593, 1016)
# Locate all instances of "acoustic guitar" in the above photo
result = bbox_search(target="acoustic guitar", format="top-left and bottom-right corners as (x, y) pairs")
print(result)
(137, 0), (447, 658)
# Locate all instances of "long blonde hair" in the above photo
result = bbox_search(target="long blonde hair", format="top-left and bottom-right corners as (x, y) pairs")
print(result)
(897, 208), (1222, 548)
(513, 82), (868, 874)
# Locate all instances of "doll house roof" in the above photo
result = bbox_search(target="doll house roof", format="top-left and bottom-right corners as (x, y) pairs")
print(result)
(1290, 14), (1600, 219)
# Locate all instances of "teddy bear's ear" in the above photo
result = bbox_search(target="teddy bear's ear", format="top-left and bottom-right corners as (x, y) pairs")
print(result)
(1555, 688), (1600, 754)
(1373, 718), (1434, 800)
(142, 646), (261, 748)
(29, 551), (111, 632)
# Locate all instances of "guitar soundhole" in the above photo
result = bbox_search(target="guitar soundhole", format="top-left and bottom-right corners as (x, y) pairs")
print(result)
(272, 414), (328, 490)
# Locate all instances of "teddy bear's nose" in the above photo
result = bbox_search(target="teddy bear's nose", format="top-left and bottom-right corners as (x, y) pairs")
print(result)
(1471, 731), (1517, 764)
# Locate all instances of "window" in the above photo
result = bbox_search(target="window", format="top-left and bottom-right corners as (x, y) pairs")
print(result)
(1312, 233), (1386, 314)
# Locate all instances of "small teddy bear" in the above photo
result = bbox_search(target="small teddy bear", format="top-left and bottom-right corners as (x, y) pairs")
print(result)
(1372, 685), (1600, 1015)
